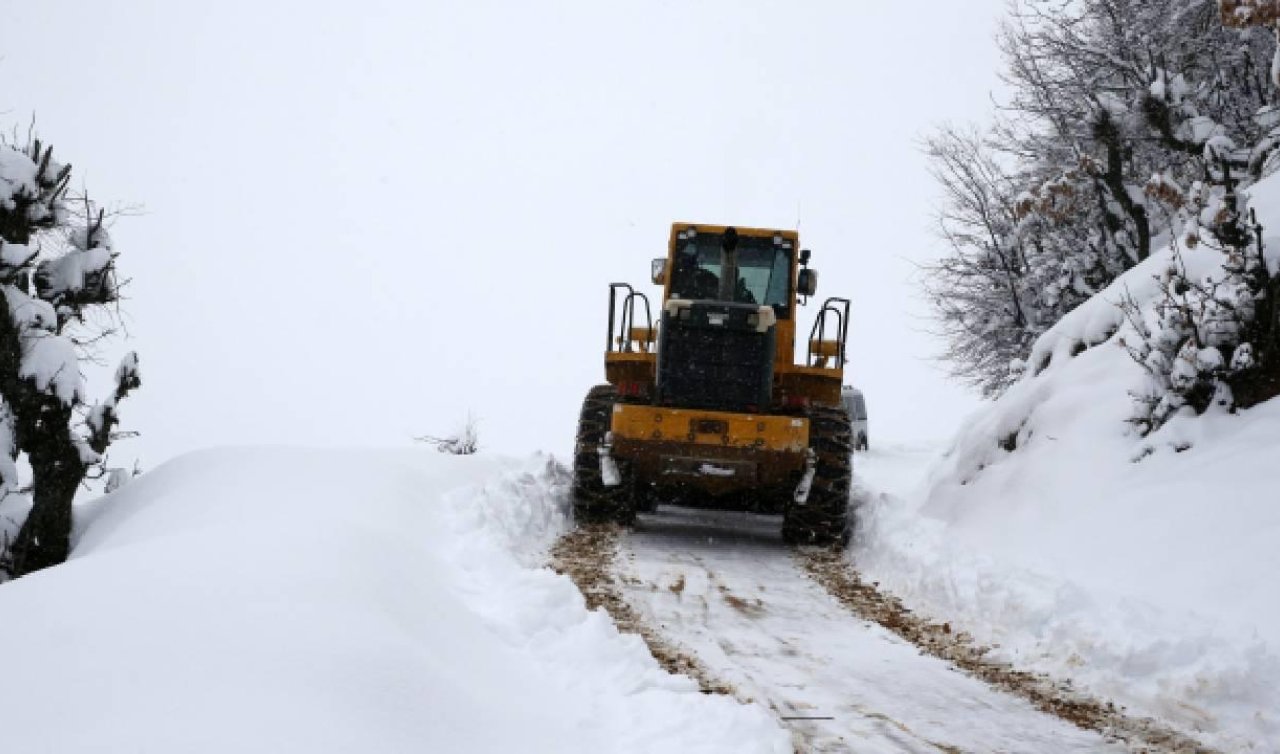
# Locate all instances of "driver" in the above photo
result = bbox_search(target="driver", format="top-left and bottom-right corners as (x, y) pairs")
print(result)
(673, 239), (720, 300)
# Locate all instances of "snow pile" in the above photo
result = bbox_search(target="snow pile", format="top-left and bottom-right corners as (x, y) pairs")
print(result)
(0, 447), (788, 753)
(853, 176), (1280, 751)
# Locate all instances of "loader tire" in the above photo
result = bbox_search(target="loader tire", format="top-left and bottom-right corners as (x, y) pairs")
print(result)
(572, 385), (636, 524)
(782, 404), (853, 546)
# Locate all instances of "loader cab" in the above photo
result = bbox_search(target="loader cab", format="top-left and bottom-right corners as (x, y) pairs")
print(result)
(665, 227), (794, 319)
(607, 222), (849, 412)
(656, 224), (806, 374)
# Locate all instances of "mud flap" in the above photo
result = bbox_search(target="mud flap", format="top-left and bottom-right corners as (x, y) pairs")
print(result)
(598, 432), (622, 487)
(793, 449), (816, 504)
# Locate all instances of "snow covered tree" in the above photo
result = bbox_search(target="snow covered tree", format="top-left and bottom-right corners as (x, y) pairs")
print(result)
(1109, 2), (1280, 431)
(1, 137), (140, 577)
(926, 0), (1277, 396)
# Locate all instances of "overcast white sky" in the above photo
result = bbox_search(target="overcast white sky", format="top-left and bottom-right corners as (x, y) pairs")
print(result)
(2, 1), (1005, 468)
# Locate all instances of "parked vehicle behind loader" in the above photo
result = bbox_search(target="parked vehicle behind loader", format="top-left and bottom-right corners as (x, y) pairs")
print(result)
(573, 223), (853, 544)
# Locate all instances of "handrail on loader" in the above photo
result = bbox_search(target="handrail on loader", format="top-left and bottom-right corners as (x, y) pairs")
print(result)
(607, 283), (654, 353)
(807, 297), (851, 368)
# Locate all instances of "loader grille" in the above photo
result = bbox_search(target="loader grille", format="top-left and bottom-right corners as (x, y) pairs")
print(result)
(656, 301), (775, 412)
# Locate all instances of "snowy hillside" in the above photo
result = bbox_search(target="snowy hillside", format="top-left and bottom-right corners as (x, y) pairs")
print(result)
(0, 448), (788, 753)
(853, 174), (1280, 751)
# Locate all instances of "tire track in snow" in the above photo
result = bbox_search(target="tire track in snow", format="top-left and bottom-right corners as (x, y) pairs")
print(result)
(800, 548), (1215, 754)
(548, 522), (736, 697)
(612, 506), (1127, 753)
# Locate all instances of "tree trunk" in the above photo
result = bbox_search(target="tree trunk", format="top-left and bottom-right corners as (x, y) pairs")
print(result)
(9, 436), (85, 576)
(2, 266), (92, 577)
(1097, 112), (1151, 263)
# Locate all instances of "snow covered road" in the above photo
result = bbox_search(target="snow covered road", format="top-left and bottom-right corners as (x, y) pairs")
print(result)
(614, 506), (1118, 753)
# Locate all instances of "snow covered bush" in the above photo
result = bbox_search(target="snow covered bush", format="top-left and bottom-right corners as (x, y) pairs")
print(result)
(0, 136), (140, 577)
(1124, 158), (1280, 430)
(415, 413), (480, 455)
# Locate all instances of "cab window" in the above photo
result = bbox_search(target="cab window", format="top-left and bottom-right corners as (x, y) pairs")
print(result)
(669, 232), (792, 318)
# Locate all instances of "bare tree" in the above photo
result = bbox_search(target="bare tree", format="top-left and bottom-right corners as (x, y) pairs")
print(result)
(923, 127), (1036, 396)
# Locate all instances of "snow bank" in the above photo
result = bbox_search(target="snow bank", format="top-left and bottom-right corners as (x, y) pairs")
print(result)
(0, 447), (787, 753)
(853, 175), (1280, 752)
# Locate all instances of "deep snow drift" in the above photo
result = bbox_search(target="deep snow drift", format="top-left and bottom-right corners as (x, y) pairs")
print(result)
(0, 448), (789, 753)
(852, 176), (1280, 752)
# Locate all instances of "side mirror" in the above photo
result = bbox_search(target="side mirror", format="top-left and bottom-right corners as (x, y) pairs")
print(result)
(797, 268), (818, 297)
(651, 258), (667, 285)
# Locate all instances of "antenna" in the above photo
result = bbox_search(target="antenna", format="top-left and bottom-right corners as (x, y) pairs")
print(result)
(795, 200), (802, 231)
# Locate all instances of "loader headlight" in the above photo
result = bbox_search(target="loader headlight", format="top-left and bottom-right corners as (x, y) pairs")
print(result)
(749, 306), (776, 332)
(665, 298), (694, 320)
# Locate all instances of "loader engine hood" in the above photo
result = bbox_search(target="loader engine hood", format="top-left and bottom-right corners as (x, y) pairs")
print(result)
(656, 299), (777, 412)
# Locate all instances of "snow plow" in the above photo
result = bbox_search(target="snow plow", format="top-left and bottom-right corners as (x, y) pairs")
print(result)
(573, 223), (853, 543)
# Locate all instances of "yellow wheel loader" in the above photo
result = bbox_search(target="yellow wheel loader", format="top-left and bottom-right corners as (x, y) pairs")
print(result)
(572, 223), (853, 544)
